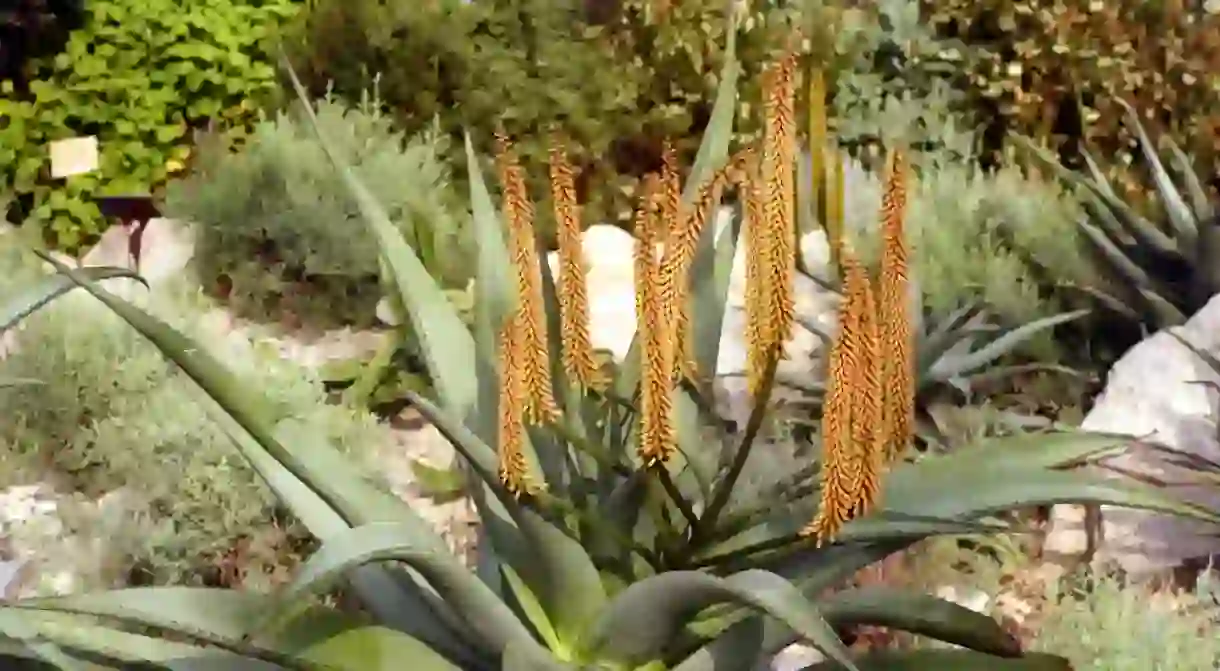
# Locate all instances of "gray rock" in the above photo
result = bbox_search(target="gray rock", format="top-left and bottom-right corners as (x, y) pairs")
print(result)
(1046, 294), (1220, 574)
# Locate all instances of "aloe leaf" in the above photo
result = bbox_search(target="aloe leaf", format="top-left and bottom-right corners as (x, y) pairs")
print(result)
(13, 588), (287, 647)
(800, 650), (1073, 670)
(1019, 136), (1177, 255)
(502, 639), (572, 671)
(10, 585), (478, 670)
(0, 265), (144, 332)
(262, 418), (479, 662)
(283, 59), (477, 421)
(886, 463), (1217, 526)
(499, 563), (561, 651)
(689, 158), (744, 383)
(961, 363), (1084, 387)
(927, 309), (1089, 379)
(1163, 135), (1213, 222)
(800, 588), (1018, 657)
(259, 522), (544, 659)
(678, 542), (912, 655)
(683, 16), (739, 205)
(403, 391), (609, 652)
(1135, 286), (1188, 326)
(586, 469), (651, 563)
(1057, 281), (1141, 321)
(0, 610), (94, 670)
(465, 130), (515, 433)
(0, 608), (252, 668)
(294, 625), (462, 671)
(671, 616), (763, 671)
(1115, 98), (1197, 245)
(1073, 216), (1161, 295)
(580, 569), (856, 671)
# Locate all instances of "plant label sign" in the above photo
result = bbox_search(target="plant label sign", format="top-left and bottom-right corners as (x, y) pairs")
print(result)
(49, 136), (99, 178)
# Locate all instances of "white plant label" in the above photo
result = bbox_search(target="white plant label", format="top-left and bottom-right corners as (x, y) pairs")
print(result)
(49, 136), (99, 179)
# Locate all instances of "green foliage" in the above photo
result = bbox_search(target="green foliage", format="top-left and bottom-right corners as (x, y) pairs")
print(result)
(0, 0), (300, 253)
(0, 243), (390, 585)
(827, 0), (978, 161)
(1031, 571), (1220, 671)
(163, 90), (471, 329)
(922, 0), (1220, 187)
(0, 14), (1212, 671)
(282, 0), (805, 234)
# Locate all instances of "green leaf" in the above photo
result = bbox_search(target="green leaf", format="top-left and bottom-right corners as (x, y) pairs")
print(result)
(0, 608), (248, 668)
(295, 625), (461, 671)
(282, 58), (477, 421)
(928, 310), (1089, 379)
(800, 650), (1073, 670)
(691, 209), (743, 379)
(0, 265), (145, 333)
(404, 391), (609, 655)
(671, 616), (763, 671)
(580, 570), (856, 670)
(794, 588), (1018, 657)
(1116, 98), (1196, 245)
(258, 521), (545, 660)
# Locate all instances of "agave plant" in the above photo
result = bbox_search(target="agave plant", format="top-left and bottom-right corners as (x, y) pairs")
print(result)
(0, 15), (1214, 671)
(1016, 98), (1219, 331)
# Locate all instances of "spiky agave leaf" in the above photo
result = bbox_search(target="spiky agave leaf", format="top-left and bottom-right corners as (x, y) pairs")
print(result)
(1016, 99), (1218, 330)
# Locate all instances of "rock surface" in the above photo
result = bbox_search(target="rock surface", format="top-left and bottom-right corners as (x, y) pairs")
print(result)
(1045, 294), (1220, 574)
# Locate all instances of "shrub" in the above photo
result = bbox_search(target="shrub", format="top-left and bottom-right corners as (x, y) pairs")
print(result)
(281, 0), (807, 235)
(828, 0), (980, 162)
(0, 243), (390, 584)
(922, 0), (1220, 200)
(163, 90), (471, 329)
(0, 0), (301, 253)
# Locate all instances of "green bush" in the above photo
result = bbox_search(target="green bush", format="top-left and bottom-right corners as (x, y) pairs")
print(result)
(282, 0), (805, 235)
(163, 90), (471, 329)
(0, 243), (390, 584)
(0, 0), (301, 253)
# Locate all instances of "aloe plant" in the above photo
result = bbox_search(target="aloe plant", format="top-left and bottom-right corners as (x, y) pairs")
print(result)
(1017, 98), (1219, 330)
(0, 17), (1214, 671)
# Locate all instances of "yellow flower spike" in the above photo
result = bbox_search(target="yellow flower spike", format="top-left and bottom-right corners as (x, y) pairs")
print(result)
(635, 178), (677, 467)
(848, 261), (884, 517)
(548, 135), (604, 391)
(737, 149), (773, 397)
(878, 148), (915, 463)
(633, 174), (662, 323)
(803, 252), (872, 545)
(496, 313), (535, 497)
(762, 51), (799, 349)
(494, 132), (559, 425)
(658, 144), (733, 384)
